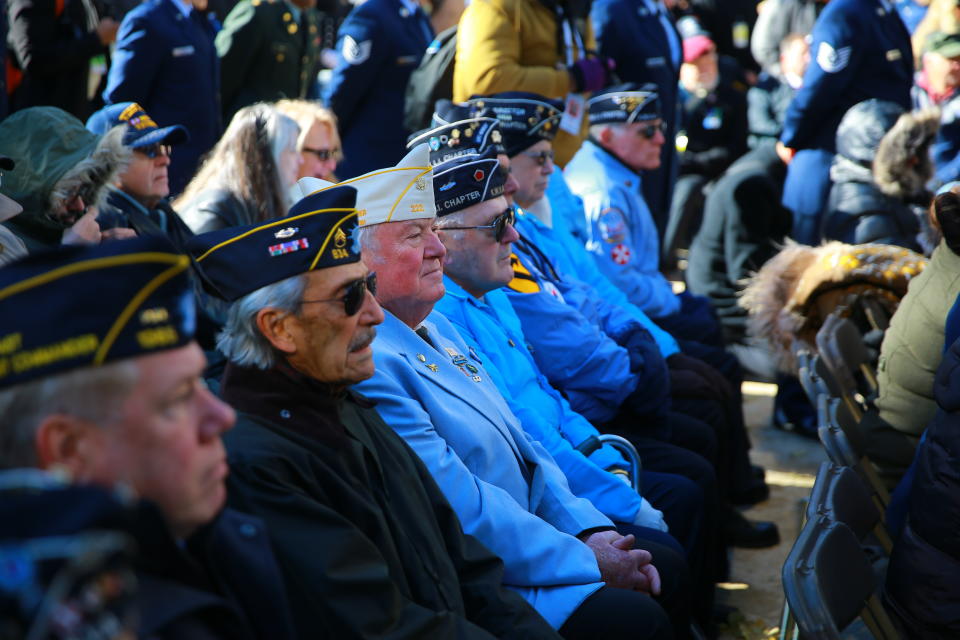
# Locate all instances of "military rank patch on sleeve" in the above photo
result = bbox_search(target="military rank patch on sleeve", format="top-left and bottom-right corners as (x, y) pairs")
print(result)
(342, 35), (371, 65)
(816, 41), (851, 74)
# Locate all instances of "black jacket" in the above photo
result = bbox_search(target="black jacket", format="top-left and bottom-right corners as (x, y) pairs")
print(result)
(686, 142), (790, 340)
(219, 363), (561, 639)
(7, 0), (108, 118)
(885, 334), (960, 638)
(0, 470), (295, 640)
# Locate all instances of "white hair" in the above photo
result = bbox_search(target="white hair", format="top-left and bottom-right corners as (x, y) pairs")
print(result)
(0, 360), (139, 470)
(216, 273), (307, 369)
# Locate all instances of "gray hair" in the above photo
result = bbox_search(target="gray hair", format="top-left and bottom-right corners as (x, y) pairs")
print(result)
(355, 224), (380, 259)
(216, 273), (307, 369)
(0, 360), (139, 470)
(588, 122), (624, 140)
(433, 210), (469, 245)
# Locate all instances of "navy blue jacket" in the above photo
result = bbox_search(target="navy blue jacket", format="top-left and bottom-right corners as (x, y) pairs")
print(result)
(323, 0), (432, 179)
(886, 331), (960, 637)
(780, 0), (912, 152)
(104, 0), (222, 195)
(592, 0), (681, 227)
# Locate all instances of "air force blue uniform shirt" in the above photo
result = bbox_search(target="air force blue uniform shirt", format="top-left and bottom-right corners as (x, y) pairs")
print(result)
(323, 0), (433, 179)
(780, 0), (913, 153)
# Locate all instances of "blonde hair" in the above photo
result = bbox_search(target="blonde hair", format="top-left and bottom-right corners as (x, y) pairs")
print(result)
(274, 99), (342, 160)
(175, 103), (300, 223)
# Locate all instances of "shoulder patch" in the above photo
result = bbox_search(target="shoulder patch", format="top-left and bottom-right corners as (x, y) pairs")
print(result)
(598, 207), (627, 244)
(342, 34), (371, 65)
(816, 41), (852, 74)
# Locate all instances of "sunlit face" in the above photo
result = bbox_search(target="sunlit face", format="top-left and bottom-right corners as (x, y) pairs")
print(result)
(780, 37), (811, 81)
(438, 196), (518, 298)
(299, 121), (339, 180)
(278, 144), (303, 188)
(510, 140), (553, 208)
(121, 146), (171, 208)
(363, 218), (446, 327)
(283, 264), (384, 384)
(80, 343), (236, 539)
(604, 120), (665, 173)
(680, 48), (719, 92)
(925, 51), (960, 92)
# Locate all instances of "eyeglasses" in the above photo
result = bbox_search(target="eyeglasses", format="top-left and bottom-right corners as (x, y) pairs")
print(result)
(521, 149), (554, 166)
(302, 146), (342, 161)
(441, 207), (516, 243)
(299, 272), (376, 316)
(136, 143), (172, 158)
(636, 121), (667, 139)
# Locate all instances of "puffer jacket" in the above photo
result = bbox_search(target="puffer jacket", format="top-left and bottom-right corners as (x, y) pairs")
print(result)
(822, 100), (938, 250)
(885, 332), (960, 638)
(0, 106), (128, 251)
(877, 240), (960, 439)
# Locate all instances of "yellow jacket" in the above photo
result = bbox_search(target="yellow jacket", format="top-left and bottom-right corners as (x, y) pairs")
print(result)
(453, 0), (595, 165)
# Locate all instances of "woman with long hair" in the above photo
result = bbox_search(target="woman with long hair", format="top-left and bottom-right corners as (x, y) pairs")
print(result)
(177, 102), (302, 233)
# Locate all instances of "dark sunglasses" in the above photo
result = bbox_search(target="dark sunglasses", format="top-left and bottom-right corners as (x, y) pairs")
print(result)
(303, 146), (342, 161)
(442, 207), (516, 243)
(300, 272), (377, 316)
(521, 149), (555, 166)
(636, 121), (667, 139)
(136, 143), (172, 158)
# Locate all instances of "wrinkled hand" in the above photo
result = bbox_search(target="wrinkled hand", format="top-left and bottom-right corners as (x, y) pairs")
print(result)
(580, 530), (661, 595)
(100, 227), (138, 242)
(62, 210), (101, 246)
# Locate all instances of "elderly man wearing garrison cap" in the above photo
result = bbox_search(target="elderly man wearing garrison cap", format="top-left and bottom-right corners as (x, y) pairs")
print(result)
(188, 180), (558, 639)
(295, 146), (678, 638)
(0, 236), (296, 639)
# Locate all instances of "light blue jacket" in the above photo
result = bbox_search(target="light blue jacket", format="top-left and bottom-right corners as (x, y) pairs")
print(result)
(354, 310), (604, 627)
(524, 172), (680, 358)
(434, 278), (648, 525)
(564, 140), (681, 319)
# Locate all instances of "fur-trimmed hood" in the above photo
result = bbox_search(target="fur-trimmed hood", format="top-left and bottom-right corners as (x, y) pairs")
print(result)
(739, 240), (926, 372)
(0, 107), (130, 237)
(874, 107), (940, 200)
(830, 100), (938, 203)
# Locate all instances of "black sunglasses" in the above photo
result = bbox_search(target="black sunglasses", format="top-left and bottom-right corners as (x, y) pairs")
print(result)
(521, 149), (554, 166)
(302, 146), (342, 161)
(636, 121), (667, 139)
(442, 207), (516, 243)
(300, 272), (377, 316)
(136, 143), (172, 158)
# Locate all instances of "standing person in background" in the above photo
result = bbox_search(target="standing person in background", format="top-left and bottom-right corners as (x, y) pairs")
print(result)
(216, 0), (323, 122)
(750, 0), (822, 77)
(6, 0), (117, 119)
(777, 0), (913, 246)
(275, 98), (342, 180)
(454, 0), (616, 167)
(592, 0), (682, 239)
(323, 0), (432, 178)
(103, 0), (220, 197)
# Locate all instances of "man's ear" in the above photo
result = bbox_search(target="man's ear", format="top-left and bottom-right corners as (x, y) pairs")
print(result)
(256, 307), (298, 355)
(35, 414), (101, 478)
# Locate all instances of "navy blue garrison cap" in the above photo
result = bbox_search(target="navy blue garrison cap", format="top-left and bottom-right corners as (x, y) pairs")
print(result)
(433, 149), (506, 217)
(466, 92), (564, 157)
(587, 83), (662, 125)
(407, 101), (505, 166)
(86, 102), (189, 149)
(187, 185), (360, 302)
(0, 236), (195, 389)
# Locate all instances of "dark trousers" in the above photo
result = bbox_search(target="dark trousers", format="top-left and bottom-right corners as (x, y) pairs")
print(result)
(560, 586), (674, 640)
(782, 148), (833, 246)
(561, 533), (686, 640)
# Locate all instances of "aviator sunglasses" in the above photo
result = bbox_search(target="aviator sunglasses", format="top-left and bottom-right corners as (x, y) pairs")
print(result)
(442, 207), (515, 243)
(300, 271), (377, 316)
(636, 121), (668, 139)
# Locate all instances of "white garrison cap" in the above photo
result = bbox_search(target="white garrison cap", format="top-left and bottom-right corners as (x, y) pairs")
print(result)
(293, 144), (435, 228)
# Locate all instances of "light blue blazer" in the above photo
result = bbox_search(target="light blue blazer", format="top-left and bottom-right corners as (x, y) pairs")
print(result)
(354, 310), (606, 629)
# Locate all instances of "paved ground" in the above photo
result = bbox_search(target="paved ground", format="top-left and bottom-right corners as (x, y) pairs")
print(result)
(716, 382), (827, 639)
